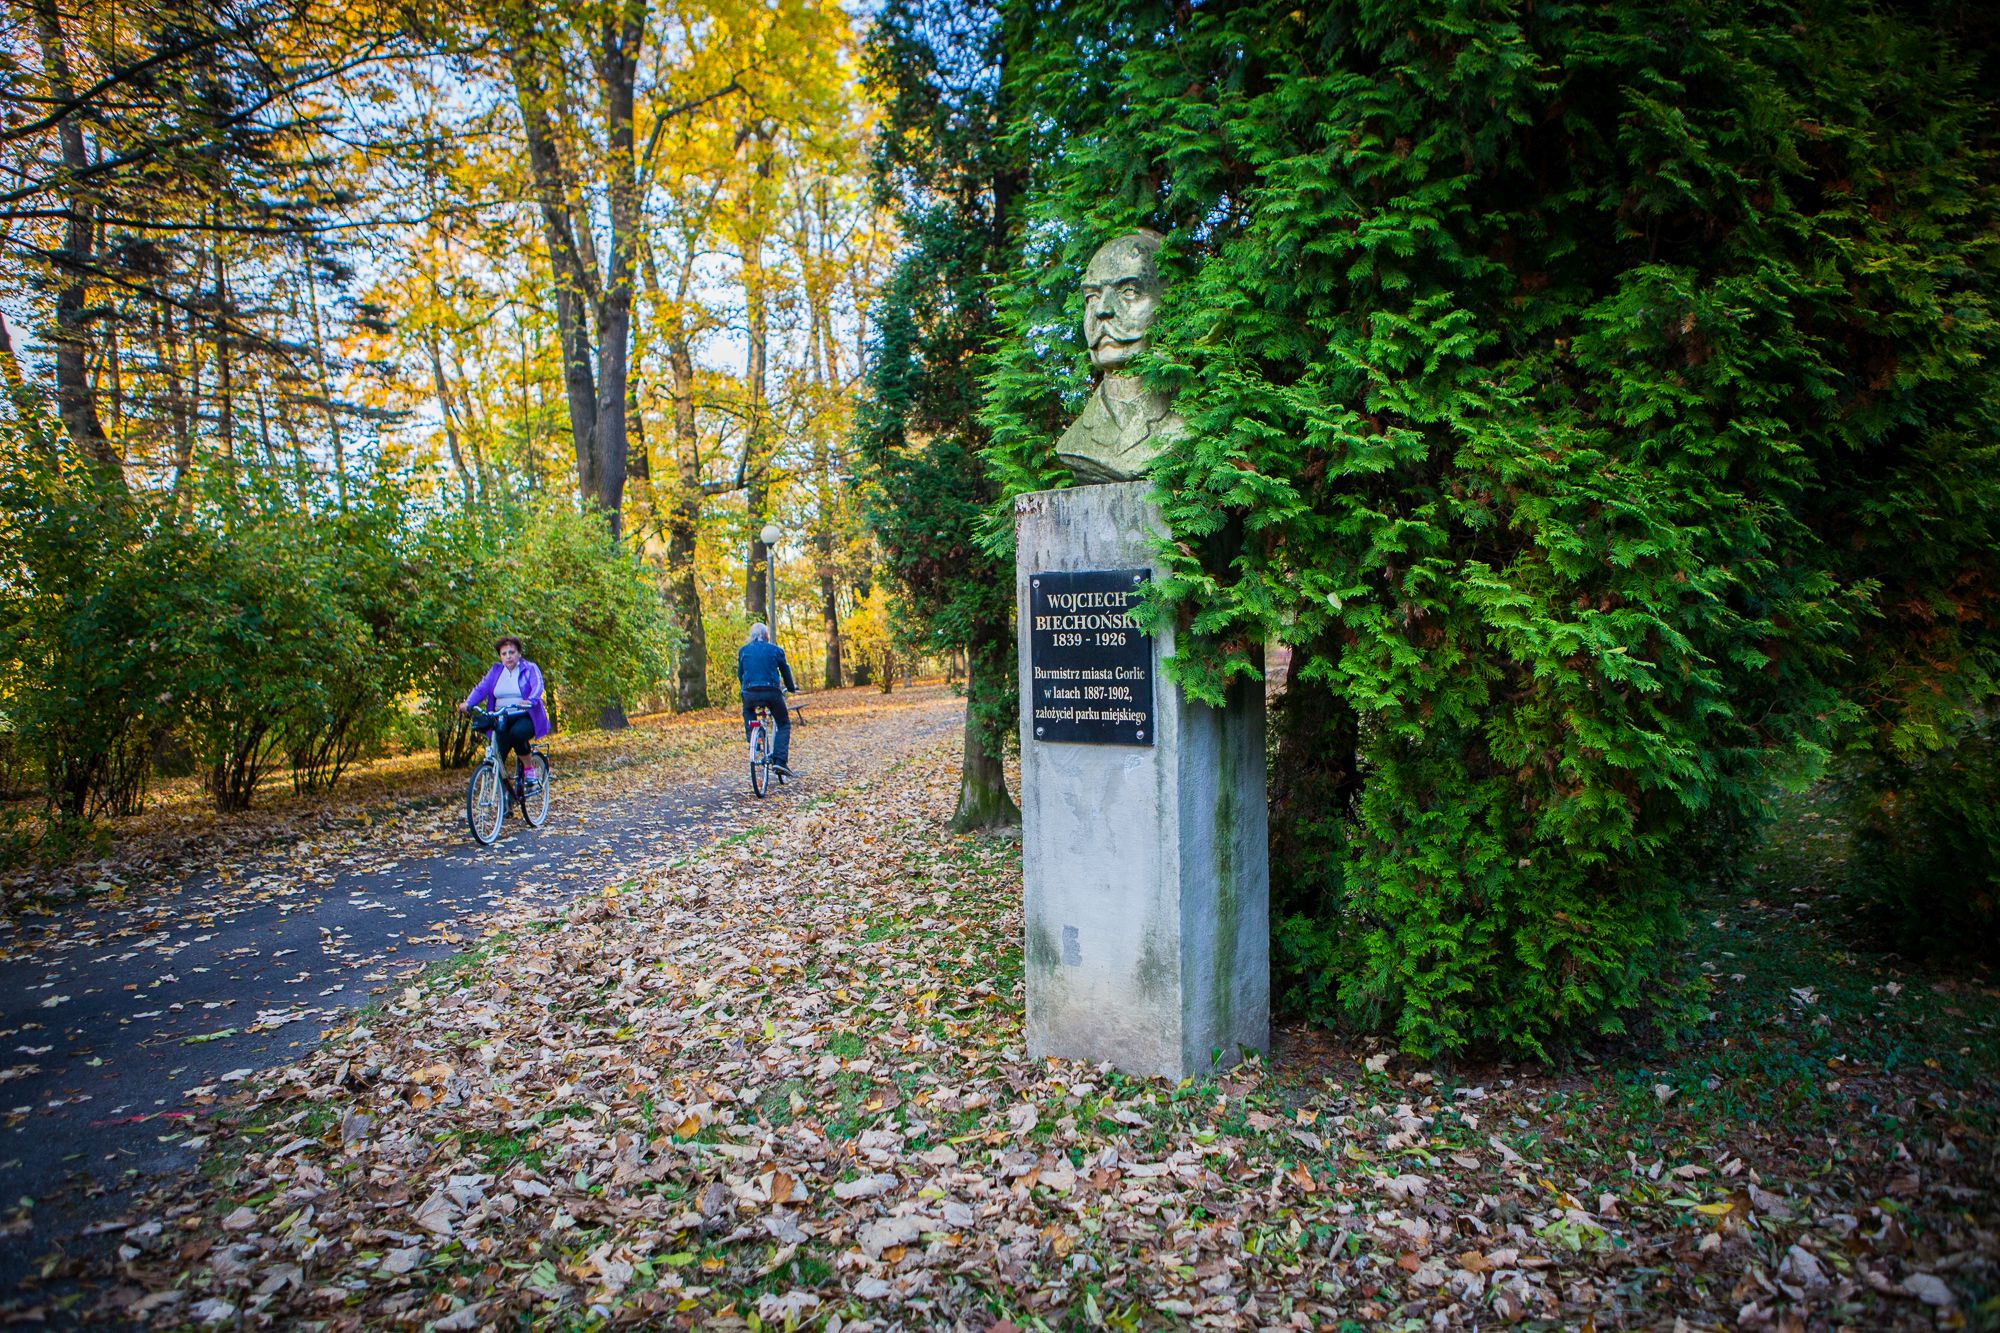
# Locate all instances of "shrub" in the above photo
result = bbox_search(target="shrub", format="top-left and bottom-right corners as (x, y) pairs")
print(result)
(0, 451), (179, 818)
(0, 436), (676, 834)
(1840, 717), (2000, 959)
(504, 501), (678, 727)
(168, 517), (347, 810)
(277, 487), (424, 792)
(984, 0), (2000, 1054)
(404, 498), (678, 762)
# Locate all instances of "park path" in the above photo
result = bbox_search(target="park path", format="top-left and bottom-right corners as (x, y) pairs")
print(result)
(0, 684), (963, 1296)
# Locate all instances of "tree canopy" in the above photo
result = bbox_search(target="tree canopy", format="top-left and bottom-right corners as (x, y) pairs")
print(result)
(1, 0), (894, 829)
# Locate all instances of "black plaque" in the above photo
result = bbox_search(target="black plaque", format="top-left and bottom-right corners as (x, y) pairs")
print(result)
(1028, 568), (1154, 746)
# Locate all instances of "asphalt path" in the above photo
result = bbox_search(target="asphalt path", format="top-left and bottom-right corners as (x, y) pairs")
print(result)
(0, 686), (964, 1301)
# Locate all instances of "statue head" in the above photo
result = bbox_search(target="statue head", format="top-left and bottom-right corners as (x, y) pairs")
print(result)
(1081, 231), (1165, 374)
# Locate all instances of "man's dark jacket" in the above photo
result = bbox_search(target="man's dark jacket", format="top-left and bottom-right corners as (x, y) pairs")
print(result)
(737, 640), (797, 692)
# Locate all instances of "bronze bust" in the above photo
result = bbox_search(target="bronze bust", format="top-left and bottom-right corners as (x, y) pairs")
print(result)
(1055, 231), (1185, 484)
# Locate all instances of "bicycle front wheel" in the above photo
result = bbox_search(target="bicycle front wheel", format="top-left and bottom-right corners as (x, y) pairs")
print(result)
(521, 752), (551, 828)
(466, 760), (505, 845)
(749, 726), (771, 797)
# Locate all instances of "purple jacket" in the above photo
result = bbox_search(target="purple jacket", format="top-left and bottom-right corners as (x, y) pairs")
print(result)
(463, 660), (552, 739)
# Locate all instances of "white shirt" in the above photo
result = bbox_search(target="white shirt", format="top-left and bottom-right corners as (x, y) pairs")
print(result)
(493, 664), (525, 710)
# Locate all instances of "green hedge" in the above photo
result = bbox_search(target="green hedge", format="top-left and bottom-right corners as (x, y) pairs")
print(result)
(0, 451), (674, 831)
(984, 0), (2000, 1054)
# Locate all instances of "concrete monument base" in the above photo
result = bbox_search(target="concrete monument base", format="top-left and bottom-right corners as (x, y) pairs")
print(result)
(1015, 481), (1269, 1080)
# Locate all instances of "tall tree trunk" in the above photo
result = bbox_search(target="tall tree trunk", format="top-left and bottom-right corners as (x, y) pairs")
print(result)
(801, 195), (845, 688)
(740, 146), (773, 622)
(519, 321), (538, 491)
(741, 318), (770, 621)
(33, 0), (117, 477)
(213, 248), (237, 501)
(666, 334), (709, 710)
(807, 393), (842, 685)
(106, 322), (122, 453)
(425, 327), (476, 502)
(159, 295), (202, 508)
(588, 3), (642, 538)
(950, 612), (1021, 832)
(302, 257), (345, 507)
(510, 45), (601, 507)
(819, 559), (842, 688)
(588, 3), (643, 730)
(628, 382), (649, 480)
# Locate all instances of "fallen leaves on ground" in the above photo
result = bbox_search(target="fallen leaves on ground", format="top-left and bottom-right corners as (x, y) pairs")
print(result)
(3, 685), (955, 956)
(86, 741), (1996, 1330)
(1, 686), (955, 1059)
(0, 686), (962, 1271)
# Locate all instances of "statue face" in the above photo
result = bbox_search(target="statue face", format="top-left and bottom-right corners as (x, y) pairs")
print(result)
(1081, 235), (1163, 372)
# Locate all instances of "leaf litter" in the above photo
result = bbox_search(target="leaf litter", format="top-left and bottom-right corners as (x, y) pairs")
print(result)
(42, 729), (1997, 1329)
(0, 687), (961, 1272)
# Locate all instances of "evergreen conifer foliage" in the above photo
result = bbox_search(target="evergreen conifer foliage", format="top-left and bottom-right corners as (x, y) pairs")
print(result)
(855, 0), (1027, 831)
(985, 0), (2000, 1054)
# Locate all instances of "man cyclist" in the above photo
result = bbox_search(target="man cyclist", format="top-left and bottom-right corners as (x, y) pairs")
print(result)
(737, 623), (798, 777)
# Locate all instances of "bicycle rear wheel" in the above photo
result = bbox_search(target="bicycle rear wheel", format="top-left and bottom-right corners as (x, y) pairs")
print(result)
(749, 724), (771, 797)
(520, 751), (551, 828)
(466, 760), (505, 845)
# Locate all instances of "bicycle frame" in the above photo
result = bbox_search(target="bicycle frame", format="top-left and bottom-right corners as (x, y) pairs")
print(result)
(747, 704), (779, 796)
(465, 705), (548, 842)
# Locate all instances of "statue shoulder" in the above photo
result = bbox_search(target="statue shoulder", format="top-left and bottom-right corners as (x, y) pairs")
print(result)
(1055, 392), (1125, 484)
(1055, 383), (1183, 484)
(1058, 390), (1115, 451)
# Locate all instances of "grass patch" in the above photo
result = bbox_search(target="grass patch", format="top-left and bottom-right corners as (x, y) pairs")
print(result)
(414, 929), (518, 989)
(463, 1129), (544, 1173)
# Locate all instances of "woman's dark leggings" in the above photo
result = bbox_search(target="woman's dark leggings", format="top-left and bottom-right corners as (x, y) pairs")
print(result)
(495, 711), (536, 768)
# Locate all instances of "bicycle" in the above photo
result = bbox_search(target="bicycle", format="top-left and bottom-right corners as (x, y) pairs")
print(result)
(745, 699), (806, 798)
(747, 703), (779, 797)
(465, 705), (551, 844)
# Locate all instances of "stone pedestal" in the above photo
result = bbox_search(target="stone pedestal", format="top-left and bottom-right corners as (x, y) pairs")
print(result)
(1015, 482), (1269, 1081)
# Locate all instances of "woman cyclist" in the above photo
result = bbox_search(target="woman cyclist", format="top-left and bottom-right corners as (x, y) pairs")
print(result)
(459, 636), (551, 791)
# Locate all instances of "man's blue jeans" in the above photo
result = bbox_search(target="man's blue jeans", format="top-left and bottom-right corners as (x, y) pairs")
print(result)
(741, 687), (790, 766)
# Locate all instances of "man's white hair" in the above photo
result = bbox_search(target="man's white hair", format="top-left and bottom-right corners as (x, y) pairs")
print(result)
(749, 623), (771, 642)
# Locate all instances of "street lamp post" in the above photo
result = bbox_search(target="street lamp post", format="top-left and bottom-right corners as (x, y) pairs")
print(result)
(760, 521), (782, 639)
